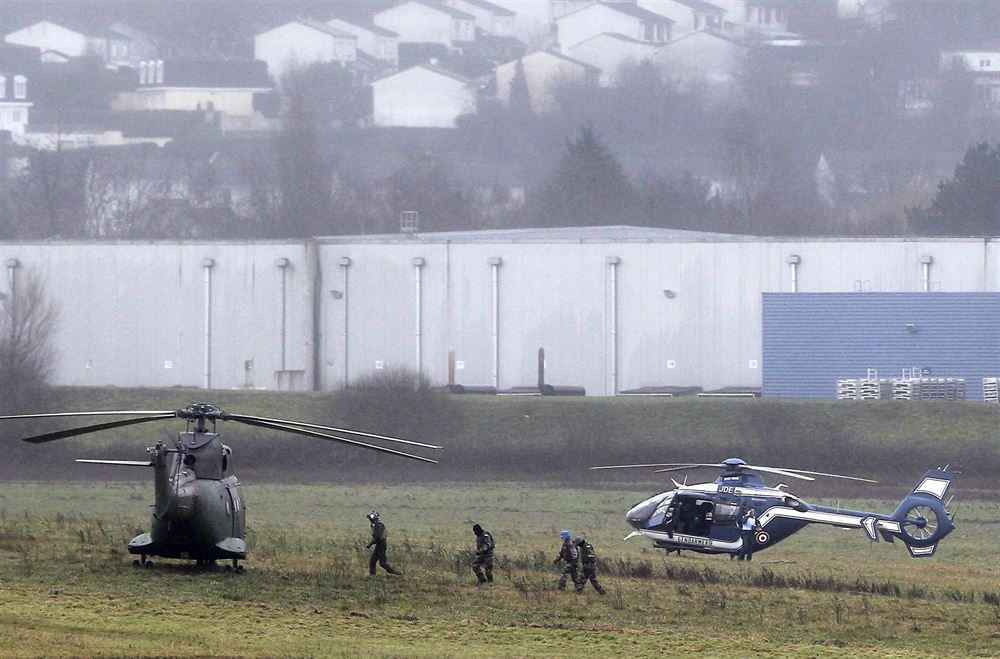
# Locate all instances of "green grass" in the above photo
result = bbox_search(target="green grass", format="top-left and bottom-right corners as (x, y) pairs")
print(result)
(2, 387), (998, 490)
(1, 482), (998, 657)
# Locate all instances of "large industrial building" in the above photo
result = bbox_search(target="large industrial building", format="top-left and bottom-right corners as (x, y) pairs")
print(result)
(2, 227), (998, 398)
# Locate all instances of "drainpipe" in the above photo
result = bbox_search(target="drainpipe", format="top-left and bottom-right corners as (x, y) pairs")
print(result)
(786, 254), (800, 293)
(4, 258), (19, 325)
(488, 257), (502, 390)
(606, 256), (620, 395)
(413, 257), (425, 376)
(275, 257), (290, 372)
(920, 255), (933, 292)
(201, 258), (215, 389)
(339, 257), (351, 388)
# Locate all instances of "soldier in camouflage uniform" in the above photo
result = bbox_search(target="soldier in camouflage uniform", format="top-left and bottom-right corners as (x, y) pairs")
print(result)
(471, 523), (495, 585)
(366, 511), (403, 576)
(575, 537), (606, 595)
(554, 530), (580, 591)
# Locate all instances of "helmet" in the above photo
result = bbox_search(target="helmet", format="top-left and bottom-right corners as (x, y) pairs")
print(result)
(367, 511), (380, 523)
(560, 530), (571, 540)
(472, 523), (483, 535)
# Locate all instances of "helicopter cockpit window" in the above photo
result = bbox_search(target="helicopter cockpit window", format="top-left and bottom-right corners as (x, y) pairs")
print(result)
(648, 493), (675, 527)
(713, 502), (741, 525)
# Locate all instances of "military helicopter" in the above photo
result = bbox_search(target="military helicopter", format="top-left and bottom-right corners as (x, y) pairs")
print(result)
(590, 458), (958, 559)
(0, 402), (441, 571)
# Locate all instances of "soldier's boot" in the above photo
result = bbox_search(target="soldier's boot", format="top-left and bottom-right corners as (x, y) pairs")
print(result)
(557, 576), (567, 590)
(473, 565), (486, 584)
(486, 570), (493, 585)
(594, 580), (606, 595)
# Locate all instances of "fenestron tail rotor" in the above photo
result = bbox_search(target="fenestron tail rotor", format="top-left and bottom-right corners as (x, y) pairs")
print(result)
(0, 402), (441, 463)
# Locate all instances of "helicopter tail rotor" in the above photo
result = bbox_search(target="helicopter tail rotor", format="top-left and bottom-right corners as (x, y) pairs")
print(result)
(886, 467), (960, 557)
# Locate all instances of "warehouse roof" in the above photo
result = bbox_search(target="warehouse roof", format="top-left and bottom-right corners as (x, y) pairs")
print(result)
(319, 225), (745, 243)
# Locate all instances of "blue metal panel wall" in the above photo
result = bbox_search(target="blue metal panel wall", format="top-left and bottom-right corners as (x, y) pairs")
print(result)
(762, 293), (1000, 399)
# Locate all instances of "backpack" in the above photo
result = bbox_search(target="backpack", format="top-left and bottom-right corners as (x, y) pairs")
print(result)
(578, 540), (596, 563)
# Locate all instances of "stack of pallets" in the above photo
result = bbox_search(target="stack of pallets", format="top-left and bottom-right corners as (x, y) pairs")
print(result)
(983, 378), (999, 403)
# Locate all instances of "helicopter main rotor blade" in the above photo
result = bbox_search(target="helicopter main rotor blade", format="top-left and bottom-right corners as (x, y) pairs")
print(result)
(222, 413), (442, 450)
(234, 418), (438, 464)
(751, 466), (878, 483)
(76, 459), (153, 466)
(17, 414), (177, 444)
(0, 410), (176, 420)
(738, 465), (815, 481)
(591, 463), (724, 471)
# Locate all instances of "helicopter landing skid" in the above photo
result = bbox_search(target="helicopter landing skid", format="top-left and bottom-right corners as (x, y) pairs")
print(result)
(132, 555), (154, 568)
(225, 559), (246, 574)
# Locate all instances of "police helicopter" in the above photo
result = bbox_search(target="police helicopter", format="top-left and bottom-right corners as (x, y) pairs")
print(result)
(0, 402), (441, 571)
(590, 458), (958, 559)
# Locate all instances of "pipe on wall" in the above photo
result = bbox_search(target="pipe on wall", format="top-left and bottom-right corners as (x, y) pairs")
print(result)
(489, 257), (502, 390)
(606, 256), (620, 395)
(276, 257), (290, 371)
(786, 254), (801, 293)
(413, 257), (425, 376)
(339, 257), (351, 388)
(201, 258), (215, 389)
(920, 255), (933, 292)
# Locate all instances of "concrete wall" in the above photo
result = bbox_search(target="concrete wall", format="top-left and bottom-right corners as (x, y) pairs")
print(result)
(2, 235), (997, 395)
(0, 242), (316, 390)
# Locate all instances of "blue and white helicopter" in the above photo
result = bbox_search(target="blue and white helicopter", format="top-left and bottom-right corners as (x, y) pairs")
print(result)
(591, 458), (958, 558)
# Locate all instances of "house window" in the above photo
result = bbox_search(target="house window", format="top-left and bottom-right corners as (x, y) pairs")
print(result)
(139, 62), (148, 84)
(155, 60), (164, 84)
(980, 59), (991, 68)
(645, 22), (654, 41)
(764, 7), (772, 24)
(776, 8), (785, 22)
(13, 75), (26, 99)
(694, 14), (701, 30)
(13, 109), (24, 123)
(0, 75), (6, 99)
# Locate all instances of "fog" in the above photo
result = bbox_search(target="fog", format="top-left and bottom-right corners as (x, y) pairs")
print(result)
(0, 0), (997, 241)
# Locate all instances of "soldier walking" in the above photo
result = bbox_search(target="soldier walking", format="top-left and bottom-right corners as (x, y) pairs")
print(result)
(366, 511), (403, 576)
(554, 530), (580, 591)
(575, 537), (606, 595)
(471, 523), (495, 585)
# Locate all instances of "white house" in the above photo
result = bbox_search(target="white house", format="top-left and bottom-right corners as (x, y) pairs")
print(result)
(713, 0), (792, 38)
(3, 20), (132, 68)
(495, 50), (599, 113)
(255, 20), (357, 79)
(0, 44), (36, 141)
(941, 50), (1000, 116)
(652, 30), (747, 99)
(371, 64), (476, 128)
(556, 3), (672, 52)
(638, 0), (727, 38)
(373, 1), (476, 51)
(326, 17), (399, 65)
(444, 0), (517, 37)
(111, 59), (271, 118)
(566, 33), (662, 86)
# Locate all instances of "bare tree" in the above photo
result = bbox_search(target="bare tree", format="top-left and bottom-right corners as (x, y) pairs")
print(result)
(0, 271), (59, 411)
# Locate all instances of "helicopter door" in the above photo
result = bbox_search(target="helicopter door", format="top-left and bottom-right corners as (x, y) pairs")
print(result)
(224, 483), (245, 538)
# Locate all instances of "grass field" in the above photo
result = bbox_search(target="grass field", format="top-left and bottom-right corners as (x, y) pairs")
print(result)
(1, 481), (998, 658)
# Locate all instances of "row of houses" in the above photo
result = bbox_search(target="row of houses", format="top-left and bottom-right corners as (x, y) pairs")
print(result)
(2, 1), (998, 144)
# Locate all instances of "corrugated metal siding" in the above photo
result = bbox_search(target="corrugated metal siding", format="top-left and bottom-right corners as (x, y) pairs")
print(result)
(762, 293), (1000, 400)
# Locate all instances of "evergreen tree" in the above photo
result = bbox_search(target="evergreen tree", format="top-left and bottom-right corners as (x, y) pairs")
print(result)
(275, 93), (332, 237)
(508, 58), (532, 118)
(907, 143), (1000, 236)
(534, 125), (635, 227)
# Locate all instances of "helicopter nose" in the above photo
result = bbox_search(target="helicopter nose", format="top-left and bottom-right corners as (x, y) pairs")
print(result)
(626, 501), (654, 529)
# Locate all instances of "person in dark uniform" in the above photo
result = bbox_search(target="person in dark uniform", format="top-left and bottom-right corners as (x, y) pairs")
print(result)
(575, 537), (606, 595)
(554, 530), (580, 591)
(472, 523), (495, 585)
(366, 511), (403, 576)
(736, 506), (758, 562)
